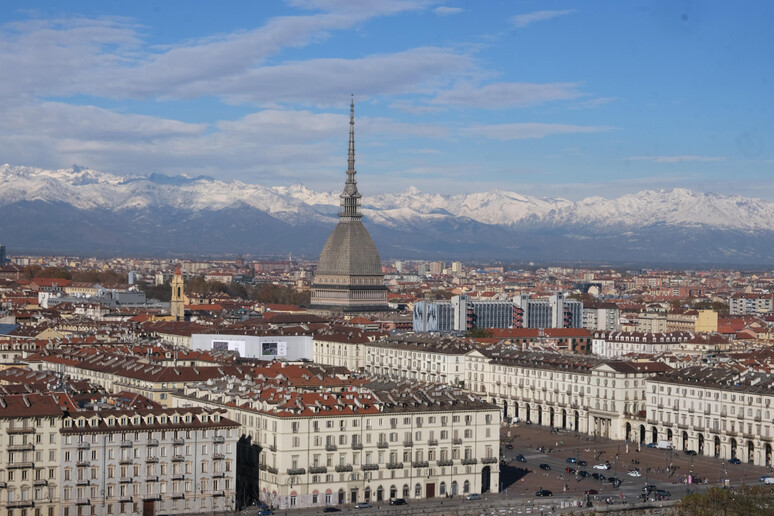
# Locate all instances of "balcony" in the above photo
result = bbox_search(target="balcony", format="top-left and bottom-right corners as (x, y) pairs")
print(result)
(171, 493), (184, 500)
(376, 441), (388, 449)
(119, 458), (133, 465)
(351, 442), (363, 450)
(325, 444), (337, 452)
(145, 456), (159, 463)
(120, 477), (133, 483)
(213, 435), (225, 444)
(33, 479), (48, 487)
(77, 460), (90, 467)
(386, 462), (403, 470)
(427, 439), (438, 446)
(334, 464), (353, 473)
(8, 501), (34, 508)
(76, 498), (91, 505)
(172, 474), (185, 481)
(268, 445), (277, 452)
(267, 466), (278, 475)
(119, 495), (133, 502)
(212, 490), (225, 497)
(403, 440), (414, 447)
(461, 458), (477, 465)
(481, 457), (499, 464)
(172, 455), (185, 462)
(120, 441), (133, 448)
(7, 444), (34, 452)
(7, 426), (34, 434)
(77, 442), (90, 450)
(146, 476), (159, 483)
(452, 438), (462, 445)
(76, 479), (90, 486)
(411, 461), (429, 468)
(146, 439), (159, 447)
(173, 438), (185, 446)
(287, 468), (306, 476)
(437, 460), (453, 467)
(362, 464), (379, 471)
(0, 482), (6, 488)
(309, 466), (328, 474)
(8, 462), (34, 469)
(213, 453), (225, 460)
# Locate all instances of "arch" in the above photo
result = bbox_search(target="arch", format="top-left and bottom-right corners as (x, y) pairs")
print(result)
(625, 422), (632, 442)
(574, 411), (580, 432)
(730, 438), (738, 459)
(526, 404), (531, 423)
(562, 409), (567, 429)
(414, 483), (422, 498)
(537, 404), (543, 426)
(766, 444), (772, 467)
(549, 407), (555, 428)
(682, 431), (688, 451)
(651, 426), (658, 444)
(503, 400), (508, 420)
(481, 465), (491, 493)
(439, 482), (446, 496)
(338, 489), (345, 504)
(451, 481), (458, 496)
(714, 436), (721, 458)
(364, 487), (371, 502)
(403, 484), (410, 498)
(667, 429), (673, 441)
(698, 434), (704, 455)
(463, 480), (470, 494)
(376, 486), (383, 502)
(514, 402), (520, 419)
(748, 441), (755, 464)
(639, 425), (646, 444)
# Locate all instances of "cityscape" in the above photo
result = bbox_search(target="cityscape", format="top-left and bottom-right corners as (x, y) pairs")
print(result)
(1, 2), (774, 516)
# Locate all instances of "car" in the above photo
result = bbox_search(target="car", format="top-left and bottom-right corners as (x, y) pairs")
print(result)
(578, 460), (588, 467)
(763, 477), (774, 485)
(591, 473), (606, 481)
(578, 470), (590, 478)
(464, 493), (481, 501)
(593, 463), (610, 470)
(354, 502), (372, 509)
(607, 476), (621, 484)
(684, 450), (698, 456)
(389, 498), (407, 506)
(655, 490), (671, 498)
(566, 467), (576, 474)
(323, 508), (341, 513)
(729, 458), (742, 464)
(566, 457), (577, 463)
(585, 489), (599, 495)
(612, 480), (622, 488)
(515, 454), (527, 462)
(257, 511), (273, 516)
(505, 443), (514, 450)
(535, 490), (553, 497)
(646, 442), (656, 448)
(525, 420), (532, 425)
(539, 463), (551, 471)
(643, 485), (658, 494)
(627, 470), (642, 477)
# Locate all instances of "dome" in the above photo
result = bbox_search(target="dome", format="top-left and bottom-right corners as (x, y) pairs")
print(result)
(316, 219), (382, 276)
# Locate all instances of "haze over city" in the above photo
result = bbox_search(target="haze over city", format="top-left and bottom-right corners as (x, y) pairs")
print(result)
(1, 1), (772, 200)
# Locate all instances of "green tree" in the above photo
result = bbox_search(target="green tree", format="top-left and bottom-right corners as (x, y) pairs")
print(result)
(672, 486), (774, 516)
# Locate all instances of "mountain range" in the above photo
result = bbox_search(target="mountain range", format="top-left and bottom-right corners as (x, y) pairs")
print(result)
(1, 164), (774, 265)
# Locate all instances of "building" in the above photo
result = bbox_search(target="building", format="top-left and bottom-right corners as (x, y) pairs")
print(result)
(309, 100), (389, 313)
(59, 406), (239, 516)
(513, 293), (583, 329)
(412, 295), (513, 333)
(582, 302), (620, 332)
(729, 292), (774, 315)
(192, 332), (314, 361)
(174, 377), (500, 510)
(170, 266), (185, 322)
(0, 244), (7, 266)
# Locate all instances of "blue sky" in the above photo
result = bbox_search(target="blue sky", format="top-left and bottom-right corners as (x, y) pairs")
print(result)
(0, 0), (772, 200)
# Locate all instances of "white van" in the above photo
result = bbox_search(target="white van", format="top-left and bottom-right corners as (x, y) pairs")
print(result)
(655, 440), (674, 450)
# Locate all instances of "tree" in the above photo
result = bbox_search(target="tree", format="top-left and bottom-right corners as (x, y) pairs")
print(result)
(671, 486), (774, 516)
(465, 328), (494, 338)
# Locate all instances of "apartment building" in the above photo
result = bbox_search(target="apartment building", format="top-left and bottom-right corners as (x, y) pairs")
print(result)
(174, 377), (500, 510)
(645, 366), (774, 467)
(729, 292), (774, 315)
(59, 407), (238, 516)
(363, 334), (469, 386)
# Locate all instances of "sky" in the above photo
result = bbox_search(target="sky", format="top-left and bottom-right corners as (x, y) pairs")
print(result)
(0, 0), (772, 200)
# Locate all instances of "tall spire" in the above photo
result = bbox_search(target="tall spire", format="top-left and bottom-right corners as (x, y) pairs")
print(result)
(339, 94), (362, 220)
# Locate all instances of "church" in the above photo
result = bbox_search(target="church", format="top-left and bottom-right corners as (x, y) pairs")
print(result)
(309, 99), (390, 313)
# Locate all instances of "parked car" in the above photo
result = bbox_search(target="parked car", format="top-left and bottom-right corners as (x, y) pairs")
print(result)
(729, 458), (742, 464)
(354, 502), (372, 509)
(578, 470), (590, 478)
(646, 442), (656, 448)
(585, 489), (599, 495)
(627, 470), (642, 477)
(578, 460), (588, 467)
(607, 477), (621, 485)
(684, 450), (698, 456)
(593, 463), (610, 470)
(539, 463), (551, 471)
(464, 493), (481, 501)
(763, 477), (774, 485)
(505, 443), (514, 449)
(323, 508), (341, 513)
(566, 467), (576, 474)
(655, 490), (671, 498)
(389, 498), (407, 506)
(515, 454), (527, 462)
(643, 485), (658, 494)
(566, 457), (578, 463)
(592, 473), (606, 481)
(535, 489), (553, 497)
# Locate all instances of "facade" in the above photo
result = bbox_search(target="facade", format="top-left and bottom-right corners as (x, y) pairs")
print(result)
(309, 100), (389, 313)
(59, 407), (238, 516)
(729, 292), (774, 315)
(191, 332), (314, 361)
(175, 378), (500, 510)
(412, 295), (513, 333)
(514, 294), (583, 329)
(591, 331), (693, 359)
(645, 366), (774, 467)
(363, 334), (469, 386)
(582, 303), (620, 332)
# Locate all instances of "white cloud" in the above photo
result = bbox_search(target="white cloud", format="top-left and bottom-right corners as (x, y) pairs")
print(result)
(434, 6), (463, 16)
(464, 123), (611, 140)
(431, 81), (583, 109)
(627, 155), (726, 163)
(511, 9), (576, 28)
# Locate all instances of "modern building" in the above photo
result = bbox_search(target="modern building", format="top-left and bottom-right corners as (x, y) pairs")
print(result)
(0, 244), (7, 266)
(729, 292), (774, 315)
(582, 302), (620, 332)
(513, 293), (583, 329)
(191, 332), (314, 361)
(310, 100), (389, 313)
(412, 295), (513, 333)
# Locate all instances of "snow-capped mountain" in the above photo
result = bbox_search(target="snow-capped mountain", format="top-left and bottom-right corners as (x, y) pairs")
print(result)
(1, 163), (774, 264)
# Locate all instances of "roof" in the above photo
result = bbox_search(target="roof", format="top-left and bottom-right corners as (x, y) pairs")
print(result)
(315, 219), (383, 277)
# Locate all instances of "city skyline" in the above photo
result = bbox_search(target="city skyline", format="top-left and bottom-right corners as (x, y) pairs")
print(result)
(0, 1), (772, 200)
